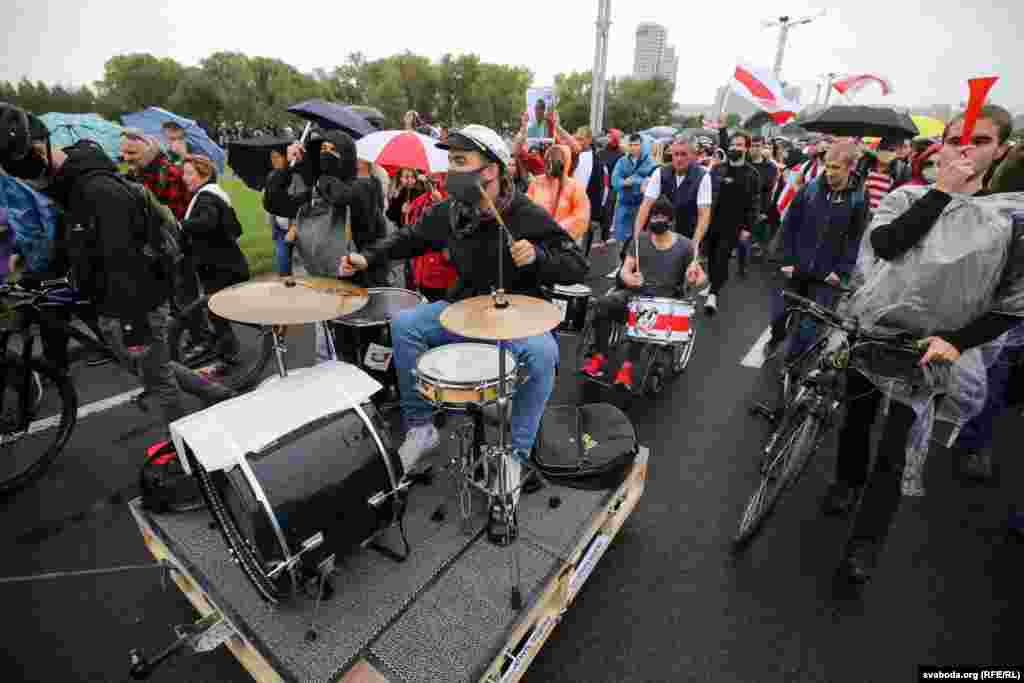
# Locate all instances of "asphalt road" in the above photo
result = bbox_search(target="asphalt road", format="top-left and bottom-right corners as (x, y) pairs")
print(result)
(1, 243), (1020, 682)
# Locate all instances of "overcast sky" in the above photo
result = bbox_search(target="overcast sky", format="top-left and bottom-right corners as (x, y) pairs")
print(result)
(4, 0), (1020, 111)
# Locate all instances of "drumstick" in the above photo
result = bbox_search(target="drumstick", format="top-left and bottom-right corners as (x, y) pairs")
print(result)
(478, 182), (515, 248)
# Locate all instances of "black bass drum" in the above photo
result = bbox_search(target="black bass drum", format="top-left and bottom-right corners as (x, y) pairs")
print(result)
(174, 362), (406, 603)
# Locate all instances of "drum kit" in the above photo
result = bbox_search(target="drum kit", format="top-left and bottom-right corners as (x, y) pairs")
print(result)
(192, 272), (562, 609)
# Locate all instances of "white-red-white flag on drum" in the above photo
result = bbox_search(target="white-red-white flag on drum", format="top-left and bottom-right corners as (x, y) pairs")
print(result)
(729, 64), (799, 124)
(832, 74), (894, 98)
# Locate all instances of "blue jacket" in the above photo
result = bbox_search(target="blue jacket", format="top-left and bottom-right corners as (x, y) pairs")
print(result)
(782, 177), (867, 279)
(611, 151), (658, 208)
(0, 175), (61, 274)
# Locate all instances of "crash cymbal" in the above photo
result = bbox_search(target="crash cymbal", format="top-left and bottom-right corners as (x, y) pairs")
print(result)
(439, 294), (562, 340)
(209, 278), (368, 325)
(253, 273), (368, 297)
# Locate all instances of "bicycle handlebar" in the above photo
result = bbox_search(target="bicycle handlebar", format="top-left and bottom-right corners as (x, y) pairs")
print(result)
(781, 289), (927, 351)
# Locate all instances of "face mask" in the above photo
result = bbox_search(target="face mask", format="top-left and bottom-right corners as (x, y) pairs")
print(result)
(546, 159), (564, 178)
(649, 220), (671, 235)
(319, 152), (341, 179)
(3, 152), (47, 181)
(446, 167), (485, 205)
(727, 149), (744, 163)
(922, 165), (939, 184)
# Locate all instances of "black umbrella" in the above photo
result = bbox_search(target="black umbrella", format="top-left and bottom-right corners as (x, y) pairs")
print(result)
(345, 105), (386, 131)
(227, 136), (294, 191)
(800, 105), (919, 140)
(286, 99), (375, 139)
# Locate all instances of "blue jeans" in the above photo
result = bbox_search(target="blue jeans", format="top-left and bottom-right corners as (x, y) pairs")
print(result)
(392, 301), (559, 452)
(770, 278), (838, 360)
(274, 239), (294, 276)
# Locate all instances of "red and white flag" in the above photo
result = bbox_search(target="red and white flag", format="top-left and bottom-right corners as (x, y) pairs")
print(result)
(832, 73), (894, 98)
(729, 63), (799, 124)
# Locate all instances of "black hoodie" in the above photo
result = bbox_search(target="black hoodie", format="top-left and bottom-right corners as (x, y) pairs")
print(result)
(262, 130), (387, 281)
(52, 142), (169, 320)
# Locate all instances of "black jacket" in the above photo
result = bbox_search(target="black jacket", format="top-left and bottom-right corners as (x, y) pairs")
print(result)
(749, 159), (779, 216)
(709, 162), (761, 232)
(363, 192), (588, 302)
(50, 143), (168, 321)
(180, 183), (250, 290)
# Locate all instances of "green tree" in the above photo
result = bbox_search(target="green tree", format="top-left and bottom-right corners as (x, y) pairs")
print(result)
(553, 70), (591, 133)
(437, 53), (485, 127)
(95, 54), (185, 115)
(199, 52), (258, 123)
(168, 68), (224, 126)
(477, 63), (532, 134)
(605, 76), (674, 132)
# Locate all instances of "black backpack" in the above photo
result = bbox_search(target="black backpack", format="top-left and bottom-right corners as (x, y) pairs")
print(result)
(67, 170), (184, 299)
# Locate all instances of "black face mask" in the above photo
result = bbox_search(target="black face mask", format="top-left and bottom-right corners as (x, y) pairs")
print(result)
(3, 152), (47, 181)
(649, 220), (671, 235)
(727, 148), (745, 163)
(447, 168), (485, 206)
(546, 160), (564, 178)
(319, 152), (342, 179)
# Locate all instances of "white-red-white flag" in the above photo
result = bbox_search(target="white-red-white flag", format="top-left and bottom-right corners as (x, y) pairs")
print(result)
(729, 63), (799, 124)
(832, 74), (894, 98)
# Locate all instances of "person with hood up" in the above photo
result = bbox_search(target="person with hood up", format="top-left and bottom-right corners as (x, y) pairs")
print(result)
(0, 106), (234, 432)
(339, 125), (588, 540)
(263, 129), (389, 363)
(610, 134), (658, 244)
(179, 154), (250, 362)
(527, 143), (591, 248)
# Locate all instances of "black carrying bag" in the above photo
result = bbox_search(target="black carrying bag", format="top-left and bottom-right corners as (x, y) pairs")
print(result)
(531, 403), (638, 490)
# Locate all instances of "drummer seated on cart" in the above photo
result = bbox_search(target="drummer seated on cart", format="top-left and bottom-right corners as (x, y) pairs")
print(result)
(340, 124), (588, 482)
(581, 197), (706, 391)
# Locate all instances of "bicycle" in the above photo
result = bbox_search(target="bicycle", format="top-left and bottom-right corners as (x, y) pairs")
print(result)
(732, 289), (927, 552)
(0, 279), (236, 495)
(165, 292), (274, 393)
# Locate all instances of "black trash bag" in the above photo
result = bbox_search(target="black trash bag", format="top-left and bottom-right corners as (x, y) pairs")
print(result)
(531, 403), (638, 490)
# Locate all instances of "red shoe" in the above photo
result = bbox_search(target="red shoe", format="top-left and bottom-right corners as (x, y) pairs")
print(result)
(581, 353), (608, 378)
(614, 361), (634, 390)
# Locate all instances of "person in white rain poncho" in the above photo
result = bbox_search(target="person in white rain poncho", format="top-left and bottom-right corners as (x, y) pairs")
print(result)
(825, 105), (1024, 585)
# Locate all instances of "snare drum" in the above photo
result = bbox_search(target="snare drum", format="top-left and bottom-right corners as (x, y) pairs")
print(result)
(543, 284), (592, 333)
(415, 343), (518, 408)
(626, 297), (693, 344)
(330, 288), (426, 393)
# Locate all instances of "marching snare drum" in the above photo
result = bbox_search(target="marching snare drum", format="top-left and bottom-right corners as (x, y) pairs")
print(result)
(542, 284), (592, 333)
(172, 362), (406, 603)
(626, 297), (693, 344)
(329, 287), (427, 394)
(415, 343), (519, 408)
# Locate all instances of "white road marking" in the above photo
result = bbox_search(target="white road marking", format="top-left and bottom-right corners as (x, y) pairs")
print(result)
(741, 327), (772, 369)
(28, 388), (144, 436)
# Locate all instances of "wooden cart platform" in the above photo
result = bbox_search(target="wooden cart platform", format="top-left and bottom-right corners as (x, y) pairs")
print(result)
(130, 446), (648, 683)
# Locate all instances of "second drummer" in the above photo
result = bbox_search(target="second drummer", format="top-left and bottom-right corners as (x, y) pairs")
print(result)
(340, 125), (588, 479)
(580, 197), (707, 391)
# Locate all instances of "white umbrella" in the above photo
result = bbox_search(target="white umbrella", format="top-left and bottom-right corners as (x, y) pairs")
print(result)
(354, 130), (449, 174)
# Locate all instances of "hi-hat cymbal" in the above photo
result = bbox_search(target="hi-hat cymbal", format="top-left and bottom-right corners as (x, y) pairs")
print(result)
(439, 294), (562, 340)
(210, 278), (368, 325)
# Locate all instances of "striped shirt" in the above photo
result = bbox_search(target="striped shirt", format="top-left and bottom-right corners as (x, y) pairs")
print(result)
(864, 170), (893, 211)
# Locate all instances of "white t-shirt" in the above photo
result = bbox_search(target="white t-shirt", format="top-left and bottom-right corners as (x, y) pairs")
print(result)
(644, 167), (713, 207)
(574, 149), (594, 187)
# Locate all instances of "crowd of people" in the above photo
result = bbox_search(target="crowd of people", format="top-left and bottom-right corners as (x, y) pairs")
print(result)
(2, 96), (1022, 582)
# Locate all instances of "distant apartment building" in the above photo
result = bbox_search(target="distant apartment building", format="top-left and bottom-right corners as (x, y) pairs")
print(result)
(633, 23), (678, 84)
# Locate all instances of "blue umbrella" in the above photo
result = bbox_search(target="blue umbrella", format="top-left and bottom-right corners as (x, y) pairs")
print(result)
(121, 107), (227, 173)
(39, 113), (124, 161)
(286, 99), (375, 139)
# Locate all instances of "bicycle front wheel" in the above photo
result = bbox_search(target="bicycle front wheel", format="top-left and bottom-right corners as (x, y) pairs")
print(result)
(167, 295), (274, 393)
(0, 357), (78, 496)
(732, 412), (821, 553)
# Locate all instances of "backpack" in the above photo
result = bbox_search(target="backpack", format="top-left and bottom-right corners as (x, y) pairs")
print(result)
(67, 170), (183, 299)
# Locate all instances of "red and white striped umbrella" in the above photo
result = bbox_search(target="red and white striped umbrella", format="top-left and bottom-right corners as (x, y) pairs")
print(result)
(354, 130), (449, 174)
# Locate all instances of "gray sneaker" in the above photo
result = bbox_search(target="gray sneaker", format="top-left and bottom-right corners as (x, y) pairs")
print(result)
(398, 424), (440, 472)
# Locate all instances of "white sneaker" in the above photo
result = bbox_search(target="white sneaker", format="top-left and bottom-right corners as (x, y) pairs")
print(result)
(698, 285), (711, 297)
(398, 424), (440, 472)
(704, 293), (718, 315)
